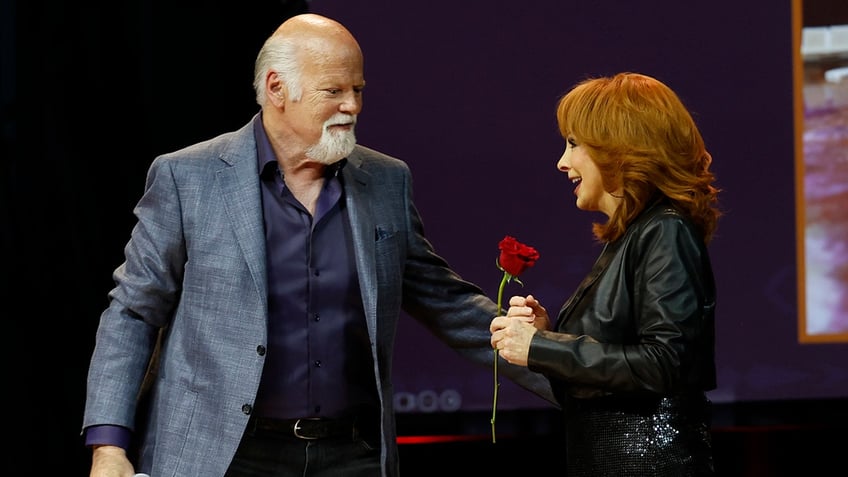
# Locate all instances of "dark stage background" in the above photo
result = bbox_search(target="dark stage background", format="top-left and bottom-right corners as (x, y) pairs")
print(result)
(4, 0), (847, 475)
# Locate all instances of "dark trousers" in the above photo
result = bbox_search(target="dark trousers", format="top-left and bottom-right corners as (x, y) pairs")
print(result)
(224, 418), (381, 477)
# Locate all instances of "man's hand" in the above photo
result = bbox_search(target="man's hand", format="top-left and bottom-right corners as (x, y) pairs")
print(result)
(90, 445), (134, 477)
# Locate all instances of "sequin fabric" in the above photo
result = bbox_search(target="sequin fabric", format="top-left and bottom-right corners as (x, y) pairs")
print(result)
(562, 394), (714, 476)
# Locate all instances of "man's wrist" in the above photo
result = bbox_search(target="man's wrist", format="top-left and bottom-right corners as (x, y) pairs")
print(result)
(84, 424), (132, 450)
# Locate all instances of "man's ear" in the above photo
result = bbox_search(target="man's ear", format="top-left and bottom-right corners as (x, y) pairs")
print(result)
(267, 71), (287, 104)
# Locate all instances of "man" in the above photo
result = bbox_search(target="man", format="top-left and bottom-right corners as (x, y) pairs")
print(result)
(82, 13), (554, 477)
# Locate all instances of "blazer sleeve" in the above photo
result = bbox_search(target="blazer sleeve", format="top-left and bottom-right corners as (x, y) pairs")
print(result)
(82, 156), (186, 431)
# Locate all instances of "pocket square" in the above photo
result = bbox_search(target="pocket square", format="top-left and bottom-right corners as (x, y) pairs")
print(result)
(375, 227), (392, 241)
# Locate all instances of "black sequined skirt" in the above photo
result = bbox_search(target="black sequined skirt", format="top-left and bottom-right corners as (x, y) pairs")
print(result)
(562, 394), (714, 476)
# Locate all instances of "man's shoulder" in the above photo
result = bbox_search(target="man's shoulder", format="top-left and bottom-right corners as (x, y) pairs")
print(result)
(153, 123), (255, 170)
(171, 127), (252, 158)
(351, 144), (403, 163)
(348, 144), (409, 174)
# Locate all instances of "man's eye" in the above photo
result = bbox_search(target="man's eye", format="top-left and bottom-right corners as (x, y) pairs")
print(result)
(326, 89), (340, 95)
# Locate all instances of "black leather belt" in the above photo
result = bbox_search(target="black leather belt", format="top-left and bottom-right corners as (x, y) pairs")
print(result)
(250, 416), (359, 440)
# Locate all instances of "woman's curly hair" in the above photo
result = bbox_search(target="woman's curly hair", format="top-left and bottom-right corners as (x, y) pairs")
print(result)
(556, 72), (721, 243)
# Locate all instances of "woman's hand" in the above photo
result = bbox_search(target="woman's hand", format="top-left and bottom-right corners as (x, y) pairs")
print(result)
(490, 295), (549, 366)
(517, 294), (551, 331)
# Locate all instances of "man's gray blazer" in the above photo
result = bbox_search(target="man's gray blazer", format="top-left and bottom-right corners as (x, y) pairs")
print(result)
(83, 114), (554, 476)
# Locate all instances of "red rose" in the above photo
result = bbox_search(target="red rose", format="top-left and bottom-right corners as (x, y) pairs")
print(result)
(497, 235), (540, 277)
(491, 234), (539, 443)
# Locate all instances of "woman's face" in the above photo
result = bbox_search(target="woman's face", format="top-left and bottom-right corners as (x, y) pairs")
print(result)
(557, 138), (620, 218)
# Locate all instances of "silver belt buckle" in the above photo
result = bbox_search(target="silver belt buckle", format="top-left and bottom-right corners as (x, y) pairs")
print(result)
(293, 418), (320, 440)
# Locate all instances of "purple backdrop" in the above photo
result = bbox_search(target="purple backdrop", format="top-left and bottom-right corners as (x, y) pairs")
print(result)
(306, 0), (848, 412)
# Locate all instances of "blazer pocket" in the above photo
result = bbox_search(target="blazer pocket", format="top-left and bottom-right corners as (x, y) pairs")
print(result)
(374, 227), (403, 289)
(375, 226), (395, 242)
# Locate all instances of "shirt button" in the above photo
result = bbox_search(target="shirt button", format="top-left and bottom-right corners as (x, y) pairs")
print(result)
(242, 404), (253, 415)
(314, 360), (322, 367)
(256, 345), (266, 356)
(313, 269), (320, 276)
(313, 313), (320, 322)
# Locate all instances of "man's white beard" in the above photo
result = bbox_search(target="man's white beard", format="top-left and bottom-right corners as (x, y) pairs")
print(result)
(305, 115), (357, 165)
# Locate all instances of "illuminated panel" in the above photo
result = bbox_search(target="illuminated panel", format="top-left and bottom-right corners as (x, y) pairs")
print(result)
(795, 0), (848, 342)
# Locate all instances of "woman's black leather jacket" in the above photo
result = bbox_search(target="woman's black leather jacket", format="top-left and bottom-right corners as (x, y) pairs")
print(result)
(528, 198), (717, 401)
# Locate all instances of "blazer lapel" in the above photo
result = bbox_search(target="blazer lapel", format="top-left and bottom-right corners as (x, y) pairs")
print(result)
(217, 129), (268, 311)
(342, 155), (378, 338)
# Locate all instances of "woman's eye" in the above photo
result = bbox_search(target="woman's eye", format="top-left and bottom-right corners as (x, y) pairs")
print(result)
(567, 138), (578, 148)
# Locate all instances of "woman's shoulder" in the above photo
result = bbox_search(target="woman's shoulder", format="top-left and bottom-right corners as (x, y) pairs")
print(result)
(626, 198), (702, 248)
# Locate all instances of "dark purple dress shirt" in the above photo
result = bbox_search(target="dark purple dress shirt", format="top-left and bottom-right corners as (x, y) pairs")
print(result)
(251, 117), (377, 420)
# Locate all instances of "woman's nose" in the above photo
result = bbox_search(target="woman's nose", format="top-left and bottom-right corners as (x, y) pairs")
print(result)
(557, 151), (569, 172)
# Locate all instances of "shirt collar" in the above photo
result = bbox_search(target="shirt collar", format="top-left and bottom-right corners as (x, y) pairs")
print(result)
(253, 113), (277, 178)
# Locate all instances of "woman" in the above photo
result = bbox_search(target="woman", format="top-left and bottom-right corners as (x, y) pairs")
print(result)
(490, 72), (720, 476)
